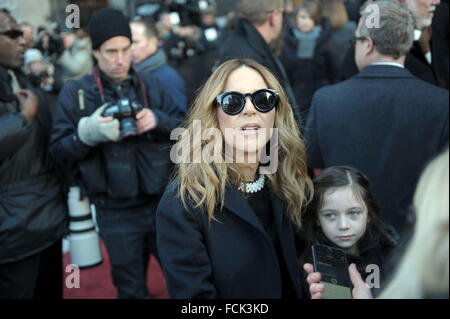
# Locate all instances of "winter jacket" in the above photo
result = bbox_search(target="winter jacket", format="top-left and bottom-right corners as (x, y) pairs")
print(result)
(49, 68), (185, 209)
(280, 18), (340, 114)
(134, 49), (187, 113)
(0, 66), (67, 265)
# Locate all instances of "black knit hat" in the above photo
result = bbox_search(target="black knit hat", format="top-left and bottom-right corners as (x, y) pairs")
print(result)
(88, 8), (132, 50)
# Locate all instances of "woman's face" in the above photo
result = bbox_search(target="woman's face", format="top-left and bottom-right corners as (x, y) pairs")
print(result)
(216, 66), (276, 162)
(317, 186), (368, 255)
(297, 10), (315, 34)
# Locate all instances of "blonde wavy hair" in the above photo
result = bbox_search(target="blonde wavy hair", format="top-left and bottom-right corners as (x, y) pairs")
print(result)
(380, 148), (449, 298)
(176, 58), (313, 228)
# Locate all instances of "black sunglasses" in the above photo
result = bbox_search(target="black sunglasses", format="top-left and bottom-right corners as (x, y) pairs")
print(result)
(216, 89), (279, 115)
(349, 36), (367, 46)
(0, 29), (24, 39)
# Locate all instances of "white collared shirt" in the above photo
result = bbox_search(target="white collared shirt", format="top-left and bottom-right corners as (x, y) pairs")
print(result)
(370, 62), (405, 69)
(414, 30), (422, 41)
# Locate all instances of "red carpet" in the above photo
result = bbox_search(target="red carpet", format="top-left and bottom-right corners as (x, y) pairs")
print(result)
(63, 239), (169, 299)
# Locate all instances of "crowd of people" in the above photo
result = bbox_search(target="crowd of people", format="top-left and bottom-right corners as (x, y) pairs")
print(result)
(0, 0), (448, 300)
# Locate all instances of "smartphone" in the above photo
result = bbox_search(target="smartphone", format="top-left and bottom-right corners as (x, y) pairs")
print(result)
(312, 244), (352, 299)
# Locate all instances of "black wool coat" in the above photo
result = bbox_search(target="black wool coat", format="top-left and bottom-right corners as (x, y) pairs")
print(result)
(156, 181), (304, 299)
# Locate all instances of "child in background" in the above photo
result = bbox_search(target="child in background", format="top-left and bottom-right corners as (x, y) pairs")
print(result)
(280, 1), (339, 116)
(300, 166), (398, 296)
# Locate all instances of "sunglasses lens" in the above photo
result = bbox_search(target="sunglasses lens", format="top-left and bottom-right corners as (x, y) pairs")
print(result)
(2, 30), (23, 39)
(12, 31), (23, 39)
(253, 90), (277, 112)
(221, 93), (244, 114)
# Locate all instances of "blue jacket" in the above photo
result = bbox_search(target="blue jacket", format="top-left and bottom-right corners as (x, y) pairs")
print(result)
(50, 68), (185, 208)
(134, 49), (187, 113)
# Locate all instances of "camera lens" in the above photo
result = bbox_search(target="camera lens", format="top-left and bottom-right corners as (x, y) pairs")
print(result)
(67, 187), (103, 269)
(120, 118), (139, 139)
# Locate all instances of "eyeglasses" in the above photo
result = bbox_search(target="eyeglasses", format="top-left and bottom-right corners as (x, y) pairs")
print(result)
(349, 36), (367, 46)
(0, 29), (24, 39)
(216, 89), (279, 115)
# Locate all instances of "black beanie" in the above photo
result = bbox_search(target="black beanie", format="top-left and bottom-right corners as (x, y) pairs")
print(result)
(88, 8), (132, 50)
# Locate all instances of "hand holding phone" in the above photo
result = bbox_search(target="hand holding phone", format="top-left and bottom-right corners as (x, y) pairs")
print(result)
(312, 244), (352, 299)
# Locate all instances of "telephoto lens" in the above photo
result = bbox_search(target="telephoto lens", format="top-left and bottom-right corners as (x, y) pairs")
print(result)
(67, 186), (103, 269)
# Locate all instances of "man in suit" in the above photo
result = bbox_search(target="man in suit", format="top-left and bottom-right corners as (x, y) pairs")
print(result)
(339, 0), (445, 88)
(216, 0), (301, 123)
(305, 0), (449, 235)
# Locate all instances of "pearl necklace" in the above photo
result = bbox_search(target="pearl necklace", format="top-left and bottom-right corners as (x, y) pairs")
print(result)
(238, 174), (265, 193)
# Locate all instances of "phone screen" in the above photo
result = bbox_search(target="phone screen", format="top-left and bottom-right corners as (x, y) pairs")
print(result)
(312, 244), (352, 299)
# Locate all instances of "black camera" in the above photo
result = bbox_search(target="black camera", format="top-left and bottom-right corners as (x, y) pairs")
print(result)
(101, 98), (144, 139)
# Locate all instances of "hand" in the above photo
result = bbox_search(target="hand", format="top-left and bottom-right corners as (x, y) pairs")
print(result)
(303, 263), (325, 299)
(77, 104), (120, 146)
(136, 108), (157, 134)
(304, 263), (373, 299)
(16, 89), (39, 123)
(348, 263), (373, 299)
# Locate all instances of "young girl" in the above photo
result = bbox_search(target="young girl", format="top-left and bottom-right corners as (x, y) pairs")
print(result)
(300, 166), (398, 296)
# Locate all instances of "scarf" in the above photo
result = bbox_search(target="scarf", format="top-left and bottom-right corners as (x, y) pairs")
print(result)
(293, 26), (322, 59)
(133, 48), (167, 74)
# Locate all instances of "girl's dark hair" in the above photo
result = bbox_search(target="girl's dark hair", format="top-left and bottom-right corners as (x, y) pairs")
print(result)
(302, 166), (388, 253)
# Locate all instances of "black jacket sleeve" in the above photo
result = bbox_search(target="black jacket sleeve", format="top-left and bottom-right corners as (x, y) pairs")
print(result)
(156, 184), (218, 298)
(304, 93), (325, 173)
(0, 111), (31, 161)
(49, 81), (93, 165)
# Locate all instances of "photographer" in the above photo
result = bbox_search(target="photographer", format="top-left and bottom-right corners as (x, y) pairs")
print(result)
(24, 48), (55, 92)
(34, 26), (64, 62)
(49, 8), (184, 299)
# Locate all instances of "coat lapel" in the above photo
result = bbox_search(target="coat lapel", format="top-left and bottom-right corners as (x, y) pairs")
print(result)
(271, 192), (303, 298)
(223, 183), (269, 238)
(223, 185), (302, 297)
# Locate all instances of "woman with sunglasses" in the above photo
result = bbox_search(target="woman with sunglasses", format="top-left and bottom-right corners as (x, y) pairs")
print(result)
(156, 58), (313, 298)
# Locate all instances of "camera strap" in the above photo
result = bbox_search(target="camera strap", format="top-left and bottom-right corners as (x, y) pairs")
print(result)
(93, 66), (149, 108)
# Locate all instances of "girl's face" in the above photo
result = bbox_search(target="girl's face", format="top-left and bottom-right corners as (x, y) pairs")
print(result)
(296, 10), (315, 34)
(216, 66), (276, 161)
(317, 186), (368, 255)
